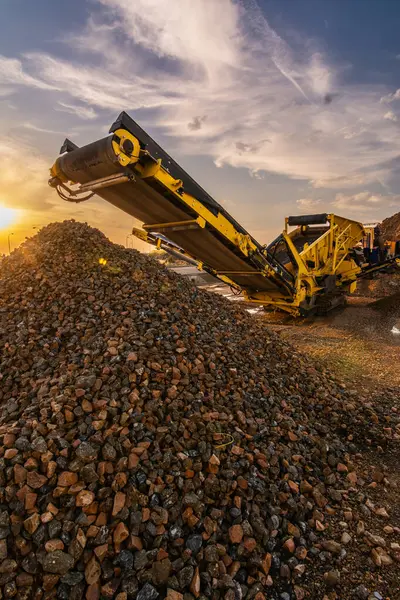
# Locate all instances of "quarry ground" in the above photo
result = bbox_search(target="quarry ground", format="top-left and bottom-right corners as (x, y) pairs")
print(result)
(173, 267), (400, 599)
(262, 294), (400, 394)
(172, 266), (400, 395)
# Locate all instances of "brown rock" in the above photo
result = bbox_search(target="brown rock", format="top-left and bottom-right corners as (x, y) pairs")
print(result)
(346, 471), (357, 485)
(4, 449), (18, 459)
(283, 538), (295, 553)
(43, 574), (59, 591)
(300, 480), (313, 494)
(86, 583), (100, 600)
(94, 543), (108, 561)
(372, 468), (384, 483)
(16, 573), (34, 587)
(57, 472), (78, 487)
(85, 556), (101, 585)
(128, 453), (139, 469)
(151, 559), (172, 585)
(24, 492), (37, 510)
(243, 537), (257, 552)
(371, 547), (393, 567)
(228, 524), (244, 544)
(0, 540), (7, 561)
(14, 464), (27, 484)
(3, 434), (16, 447)
(190, 566), (200, 598)
(112, 492), (126, 516)
(113, 522), (129, 545)
(261, 553), (272, 575)
(24, 513), (40, 534)
(166, 590), (183, 600)
(322, 540), (342, 555)
(324, 570), (340, 587)
(76, 490), (95, 507)
(45, 540), (64, 552)
(337, 463), (348, 473)
(26, 471), (48, 489)
(130, 536), (143, 551)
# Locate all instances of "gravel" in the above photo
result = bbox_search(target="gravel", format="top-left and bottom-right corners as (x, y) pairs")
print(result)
(0, 221), (399, 599)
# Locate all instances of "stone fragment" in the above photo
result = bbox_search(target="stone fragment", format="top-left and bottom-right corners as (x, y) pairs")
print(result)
(228, 525), (244, 544)
(324, 571), (340, 587)
(85, 556), (101, 584)
(43, 551), (74, 575)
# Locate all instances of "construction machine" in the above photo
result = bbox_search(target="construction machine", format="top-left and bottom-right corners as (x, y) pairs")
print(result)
(49, 111), (400, 317)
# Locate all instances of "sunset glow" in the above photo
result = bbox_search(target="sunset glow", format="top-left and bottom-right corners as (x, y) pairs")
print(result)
(0, 205), (19, 231)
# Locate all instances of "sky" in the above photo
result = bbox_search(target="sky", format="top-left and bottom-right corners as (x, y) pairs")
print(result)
(0, 0), (400, 254)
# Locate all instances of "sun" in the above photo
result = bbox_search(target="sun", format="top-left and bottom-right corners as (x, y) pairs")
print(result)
(0, 205), (19, 231)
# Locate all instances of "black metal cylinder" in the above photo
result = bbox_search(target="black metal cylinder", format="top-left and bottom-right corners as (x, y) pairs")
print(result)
(56, 136), (119, 185)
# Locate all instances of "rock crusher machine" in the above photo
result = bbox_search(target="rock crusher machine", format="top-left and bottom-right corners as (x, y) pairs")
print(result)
(49, 111), (400, 317)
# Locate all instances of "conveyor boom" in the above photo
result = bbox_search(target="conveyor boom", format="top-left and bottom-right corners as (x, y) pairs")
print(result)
(49, 111), (399, 316)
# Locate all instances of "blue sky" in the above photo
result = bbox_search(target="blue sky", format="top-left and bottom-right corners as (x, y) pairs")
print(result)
(0, 0), (399, 252)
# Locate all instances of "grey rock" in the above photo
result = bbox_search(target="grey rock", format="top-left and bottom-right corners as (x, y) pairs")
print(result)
(75, 442), (98, 463)
(178, 566), (194, 589)
(186, 534), (203, 554)
(61, 571), (84, 586)
(354, 585), (369, 600)
(75, 375), (96, 389)
(136, 583), (159, 600)
(43, 551), (74, 575)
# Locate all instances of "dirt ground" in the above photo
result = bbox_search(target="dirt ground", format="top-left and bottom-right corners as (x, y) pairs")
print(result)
(264, 294), (400, 393)
(200, 277), (400, 394)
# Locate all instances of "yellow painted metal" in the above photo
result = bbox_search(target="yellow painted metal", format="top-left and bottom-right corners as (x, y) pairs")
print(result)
(111, 129), (141, 166)
(114, 138), (259, 258)
(51, 122), (376, 317)
(106, 129), (369, 315)
(242, 214), (365, 315)
(143, 218), (205, 230)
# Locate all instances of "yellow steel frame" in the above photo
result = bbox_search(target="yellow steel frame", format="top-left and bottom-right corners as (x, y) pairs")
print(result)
(112, 130), (367, 315)
(52, 127), (368, 316)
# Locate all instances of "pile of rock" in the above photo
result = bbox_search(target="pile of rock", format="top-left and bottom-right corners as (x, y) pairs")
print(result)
(0, 221), (398, 600)
(380, 211), (400, 243)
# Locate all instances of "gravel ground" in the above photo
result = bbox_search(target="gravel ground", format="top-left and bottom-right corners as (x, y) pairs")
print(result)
(0, 221), (399, 600)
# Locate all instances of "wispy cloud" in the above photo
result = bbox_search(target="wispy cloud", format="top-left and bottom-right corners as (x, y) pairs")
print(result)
(380, 89), (400, 103)
(21, 122), (65, 135)
(333, 191), (400, 216)
(296, 198), (323, 212)
(0, 138), (55, 212)
(55, 101), (98, 120)
(1, 0), (400, 206)
(0, 55), (56, 92)
(384, 110), (398, 122)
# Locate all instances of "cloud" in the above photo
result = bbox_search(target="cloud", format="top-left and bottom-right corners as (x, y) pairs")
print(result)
(1, 0), (400, 198)
(0, 138), (56, 213)
(380, 88), (400, 103)
(332, 191), (400, 216)
(55, 101), (98, 120)
(296, 198), (322, 211)
(21, 122), (65, 135)
(384, 110), (398, 122)
(0, 87), (15, 98)
(188, 115), (207, 131)
(0, 55), (56, 92)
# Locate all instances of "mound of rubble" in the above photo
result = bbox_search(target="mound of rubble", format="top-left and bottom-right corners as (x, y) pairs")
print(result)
(0, 221), (399, 600)
(380, 211), (400, 242)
